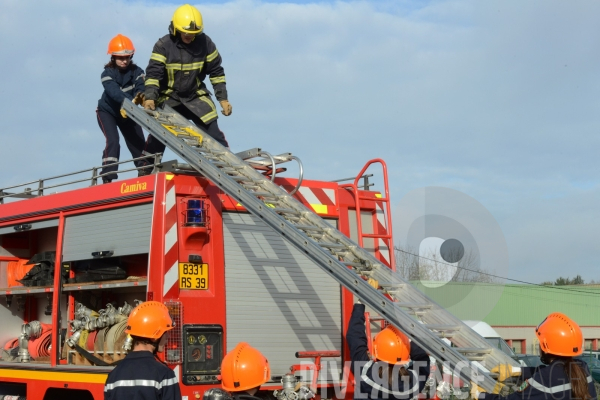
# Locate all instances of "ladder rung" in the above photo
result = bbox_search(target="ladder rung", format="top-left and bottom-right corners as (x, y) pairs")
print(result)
(318, 242), (346, 249)
(424, 324), (462, 332)
(379, 282), (406, 289)
(466, 356), (486, 361)
(294, 225), (324, 232)
(345, 262), (366, 268)
(455, 348), (493, 354)
(394, 303), (433, 309)
(252, 191), (275, 197)
(271, 207), (301, 215)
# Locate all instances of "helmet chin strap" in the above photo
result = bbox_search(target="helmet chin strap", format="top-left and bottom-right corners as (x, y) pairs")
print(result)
(539, 349), (554, 365)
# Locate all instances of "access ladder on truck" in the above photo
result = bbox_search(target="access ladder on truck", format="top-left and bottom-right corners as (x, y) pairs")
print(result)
(122, 100), (520, 392)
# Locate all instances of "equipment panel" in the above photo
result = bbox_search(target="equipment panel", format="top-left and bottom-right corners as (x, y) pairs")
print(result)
(182, 324), (223, 385)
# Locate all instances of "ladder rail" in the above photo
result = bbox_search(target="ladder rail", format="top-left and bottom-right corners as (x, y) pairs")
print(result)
(123, 100), (518, 392)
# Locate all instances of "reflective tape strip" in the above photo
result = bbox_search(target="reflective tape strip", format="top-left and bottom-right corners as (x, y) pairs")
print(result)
(135, 74), (145, 81)
(101, 76), (112, 82)
(121, 85), (134, 92)
(526, 375), (592, 394)
(146, 78), (160, 87)
(102, 157), (118, 163)
(150, 53), (167, 64)
(199, 97), (217, 123)
(210, 76), (226, 85)
(360, 360), (420, 396)
(165, 62), (204, 71)
(206, 49), (219, 62)
(163, 260), (179, 296)
(105, 377), (178, 392)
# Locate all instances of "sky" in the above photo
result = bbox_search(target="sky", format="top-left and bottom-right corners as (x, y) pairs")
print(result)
(0, 0), (598, 285)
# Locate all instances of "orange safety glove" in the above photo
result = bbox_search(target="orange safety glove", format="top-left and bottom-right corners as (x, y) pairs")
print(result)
(133, 92), (145, 105)
(220, 100), (232, 116)
(120, 108), (127, 118)
(143, 99), (155, 110)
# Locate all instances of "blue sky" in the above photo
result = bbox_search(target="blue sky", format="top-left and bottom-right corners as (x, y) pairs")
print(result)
(0, 0), (598, 284)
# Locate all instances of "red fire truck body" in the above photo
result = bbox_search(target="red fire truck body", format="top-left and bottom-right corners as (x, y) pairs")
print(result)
(0, 162), (393, 400)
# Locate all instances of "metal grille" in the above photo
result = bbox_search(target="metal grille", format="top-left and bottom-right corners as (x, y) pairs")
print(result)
(165, 300), (183, 364)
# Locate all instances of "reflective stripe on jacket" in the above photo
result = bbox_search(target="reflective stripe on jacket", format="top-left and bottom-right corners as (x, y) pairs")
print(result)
(144, 33), (227, 124)
(98, 65), (145, 118)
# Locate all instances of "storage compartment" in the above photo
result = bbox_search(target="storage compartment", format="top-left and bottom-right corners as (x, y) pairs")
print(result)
(64, 286), (147, 366)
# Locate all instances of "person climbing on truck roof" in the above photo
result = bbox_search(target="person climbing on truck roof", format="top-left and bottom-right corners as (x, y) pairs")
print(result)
(347, 302), (431, 400)
(104, 301), (181, 400)
(472, 312), (596, 400)
(143, 4), (231, 153)
(97, 34), (149, 184)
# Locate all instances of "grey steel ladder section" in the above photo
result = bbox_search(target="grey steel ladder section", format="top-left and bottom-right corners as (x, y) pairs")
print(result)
(122, 100), (519, 392)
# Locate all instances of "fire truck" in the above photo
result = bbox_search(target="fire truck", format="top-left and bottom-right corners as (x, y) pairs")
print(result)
(0, 101), (518, 400)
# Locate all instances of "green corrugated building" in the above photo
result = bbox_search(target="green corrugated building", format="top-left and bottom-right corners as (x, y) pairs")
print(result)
(411, 281), (600, 354)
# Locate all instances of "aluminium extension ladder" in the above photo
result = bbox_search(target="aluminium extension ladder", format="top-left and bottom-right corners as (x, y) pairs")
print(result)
(122, 99), (520, 392)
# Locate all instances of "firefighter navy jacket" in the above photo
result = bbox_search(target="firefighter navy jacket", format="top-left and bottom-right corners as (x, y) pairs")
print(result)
(347, 303), (431, 400)
(483, 359), (597, 400)
(98, 64), (145, 118)
(104, 351), (181, 400)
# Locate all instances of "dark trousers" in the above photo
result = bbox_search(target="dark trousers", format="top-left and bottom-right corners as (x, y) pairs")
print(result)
(96, 109), (147, 181)
(145, 104), (229, 155)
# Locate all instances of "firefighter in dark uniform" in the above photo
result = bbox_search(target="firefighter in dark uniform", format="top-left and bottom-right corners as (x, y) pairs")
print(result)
(347, 303), (431, 400)
(473, 312), (596, 400)
(104, 301), (181, 400)
(143, 4), (231, 152)
(97, 34), (148, 184)
(203, 342), (270, 400)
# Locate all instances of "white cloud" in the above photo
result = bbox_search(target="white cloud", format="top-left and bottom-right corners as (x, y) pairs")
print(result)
(0, 0), (598, 282)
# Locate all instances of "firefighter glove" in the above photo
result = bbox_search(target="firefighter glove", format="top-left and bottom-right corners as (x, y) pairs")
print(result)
(471, 381), (505, 399)
(120, 108), (127, 118)
(143, 99), (156, 110)
(491, 364), (521, 381)
(220, 100), (232, 116)
(133, 92), (145, 105)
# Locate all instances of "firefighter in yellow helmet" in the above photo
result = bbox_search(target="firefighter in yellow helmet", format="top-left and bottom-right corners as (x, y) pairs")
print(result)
(104, 301), (181, 400)
(203, 342), (270, 400)
(143, 4), (231, 156)
(346, 302), (431, 400)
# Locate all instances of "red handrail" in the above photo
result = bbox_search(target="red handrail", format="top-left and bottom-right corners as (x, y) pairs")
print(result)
(340, 159), (395, 270)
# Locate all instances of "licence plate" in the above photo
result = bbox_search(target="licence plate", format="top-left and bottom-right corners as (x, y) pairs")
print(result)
(179, 262), (209, 290)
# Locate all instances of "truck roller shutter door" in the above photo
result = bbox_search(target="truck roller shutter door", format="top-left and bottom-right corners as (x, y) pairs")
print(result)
(62, 203), (153, 262)
(223, 212), (342, 381)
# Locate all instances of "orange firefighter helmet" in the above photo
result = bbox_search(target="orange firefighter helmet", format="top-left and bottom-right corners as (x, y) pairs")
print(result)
(107, 34), (135, 56)
(221, 342), (271, 392)
(373, 325), (411, 365)
(125, 301), (173, 340)
(536, 312), (583, 357)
